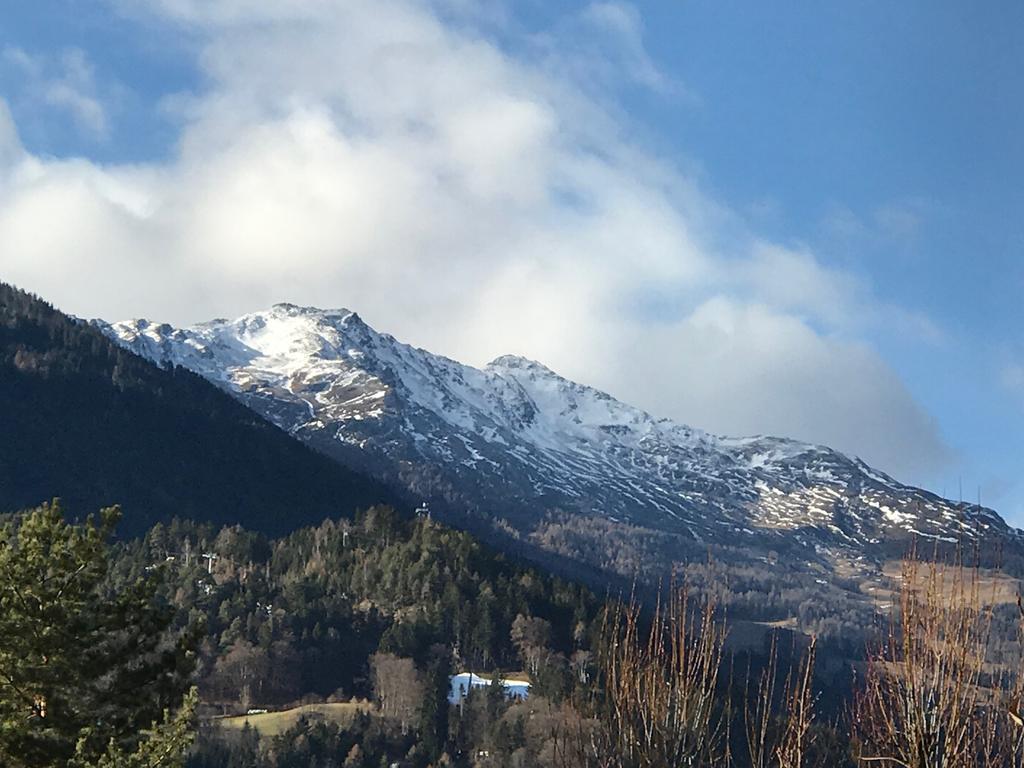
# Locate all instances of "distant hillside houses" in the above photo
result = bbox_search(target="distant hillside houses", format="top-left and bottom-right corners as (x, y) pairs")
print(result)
(448, 672), (530, 704)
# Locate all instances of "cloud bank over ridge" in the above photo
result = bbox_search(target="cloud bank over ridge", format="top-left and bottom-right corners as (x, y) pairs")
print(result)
(0, 0), (948, 478)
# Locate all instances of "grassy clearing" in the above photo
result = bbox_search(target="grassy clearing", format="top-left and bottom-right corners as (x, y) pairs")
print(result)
(880, 560), (1020, 605)
(217, 701), (371, 737)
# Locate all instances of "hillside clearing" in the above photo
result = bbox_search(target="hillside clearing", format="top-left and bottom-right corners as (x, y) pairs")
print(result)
(216, 701), (371, 737)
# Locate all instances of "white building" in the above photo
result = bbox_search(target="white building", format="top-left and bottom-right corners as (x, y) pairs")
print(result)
(448, 672), (530, 705)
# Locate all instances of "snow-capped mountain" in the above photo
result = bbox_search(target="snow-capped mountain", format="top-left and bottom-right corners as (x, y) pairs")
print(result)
(97, 304), (1014, 578)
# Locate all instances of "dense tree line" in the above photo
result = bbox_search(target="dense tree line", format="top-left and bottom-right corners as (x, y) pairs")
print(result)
(0, 500), (606, 766)
(107, 508), (865, 767)
(105, 507), (600, 709)
(100, 506), (604, 767)
(532, 512), (878, 647)
(0, 503), (197, 767)
(0, 282), (398, 536)
(16, 499), (1024, 767)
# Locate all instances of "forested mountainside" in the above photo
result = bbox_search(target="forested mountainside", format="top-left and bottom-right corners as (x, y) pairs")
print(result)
(0, 284), (399, 536)
(9, 500), (1024, 767)
(106, 506), (867, 767)
(111, 507), (598, 707)
(107, 506), (609, 767)
(102, 304), (1022, 587)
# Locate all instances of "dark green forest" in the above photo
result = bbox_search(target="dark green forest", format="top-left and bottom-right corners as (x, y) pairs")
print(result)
(0, 283), (399, 536)
(112, 507), (598, 708)
(9, 500), (1024, 767)
(108, 507), (604, 767)
(2, 501), (857, 768)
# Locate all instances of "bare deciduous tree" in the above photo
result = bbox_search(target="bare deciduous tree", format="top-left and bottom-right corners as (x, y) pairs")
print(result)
(212, 640), (269, 711)
(370, 652), (423, 735)
(571, 650), (594, 685)
(745, 633), (819, 768)
(566, 585), (729, 768)
(852, 546), (1024, 767)
(512, 614), (553, 677)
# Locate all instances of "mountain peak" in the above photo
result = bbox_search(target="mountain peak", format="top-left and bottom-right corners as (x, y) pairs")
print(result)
(487, 354), (557, 375)
(267, 302), (358, 322)
(99, 306), (1017, 572)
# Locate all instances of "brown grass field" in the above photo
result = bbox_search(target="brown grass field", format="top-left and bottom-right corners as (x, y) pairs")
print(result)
(216, 701), (371, 737)
(879, 559), (1020, 605)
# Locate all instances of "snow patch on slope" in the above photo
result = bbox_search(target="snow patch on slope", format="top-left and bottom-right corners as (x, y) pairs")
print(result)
(99, 305), (1016, 559)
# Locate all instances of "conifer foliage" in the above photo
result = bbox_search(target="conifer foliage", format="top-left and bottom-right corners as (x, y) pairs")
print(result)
(0, 501), (198, 768)
(0, 282), (396, 536)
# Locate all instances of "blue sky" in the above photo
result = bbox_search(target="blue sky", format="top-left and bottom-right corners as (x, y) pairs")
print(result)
(1, 1), (1022, 520)
(631, 1), (1024, 512)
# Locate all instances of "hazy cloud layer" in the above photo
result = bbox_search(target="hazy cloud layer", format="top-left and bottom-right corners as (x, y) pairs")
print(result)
(0, 0), (948, 477)
(2, 47), (110, 139)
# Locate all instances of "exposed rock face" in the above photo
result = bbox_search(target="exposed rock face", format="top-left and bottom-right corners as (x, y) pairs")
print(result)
(100, 304), (1016, 579)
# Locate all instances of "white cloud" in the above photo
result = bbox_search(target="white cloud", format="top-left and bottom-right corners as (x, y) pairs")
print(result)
(1, 47), (110, 139)
(732, 243), (864, 327)
(0, 100), (24, 170)
(821, 197), (930, 255)
(543, 1), (678, 96)
(0, 0), (949, 478)
(613, 299), (948, 474)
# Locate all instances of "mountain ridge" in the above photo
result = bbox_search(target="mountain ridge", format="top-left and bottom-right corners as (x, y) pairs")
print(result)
(0, 284), (400, 536)
(98, 302), (1017, 585)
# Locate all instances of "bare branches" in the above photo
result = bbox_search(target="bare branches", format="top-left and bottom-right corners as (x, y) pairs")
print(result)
(573, 585), (729, 767)
(775, 635), (818, 768)
(746, 634), (819, 768)
(852, 545), (1021, 768)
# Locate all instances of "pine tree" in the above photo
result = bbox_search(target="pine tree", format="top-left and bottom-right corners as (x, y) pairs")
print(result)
(0, 501), (198, 767)
(417, 645), (452, 763)
(225, 722), (260, 768)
